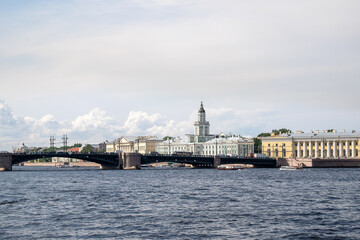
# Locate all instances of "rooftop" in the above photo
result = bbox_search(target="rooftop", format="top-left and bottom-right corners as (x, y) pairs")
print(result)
(264, 130), (360, 139)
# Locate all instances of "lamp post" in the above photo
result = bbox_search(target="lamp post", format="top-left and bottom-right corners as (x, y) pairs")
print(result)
(168, 140), (171, 155)
(215, 140), (218, 156)
(137, 138), (140, 153)
(118, 137), (121, 153)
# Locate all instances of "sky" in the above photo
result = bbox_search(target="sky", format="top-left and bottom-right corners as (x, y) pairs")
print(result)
(1, 0), (360, 150)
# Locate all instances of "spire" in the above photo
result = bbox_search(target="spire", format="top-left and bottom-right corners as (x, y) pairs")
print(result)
(198, 101), (205, 113)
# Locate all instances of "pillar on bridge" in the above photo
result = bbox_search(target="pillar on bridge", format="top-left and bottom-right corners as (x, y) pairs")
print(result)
(123, 152), (141, 170)
(99, 165), (119, 170)
(118, 152), (124, 169)
(214, 155), (221, 168)
(100, 152), (124, 170)
(0, 153), (12, 171)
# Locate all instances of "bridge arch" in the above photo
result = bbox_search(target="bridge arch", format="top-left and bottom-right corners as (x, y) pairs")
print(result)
(11, 152), (119, 167)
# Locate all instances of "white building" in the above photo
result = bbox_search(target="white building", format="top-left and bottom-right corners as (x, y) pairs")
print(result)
(105, 136), (162, 154)
(155, 102), (254, 157)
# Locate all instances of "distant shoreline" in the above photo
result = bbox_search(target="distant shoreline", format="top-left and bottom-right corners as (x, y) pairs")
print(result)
(19, 162), (101, 167)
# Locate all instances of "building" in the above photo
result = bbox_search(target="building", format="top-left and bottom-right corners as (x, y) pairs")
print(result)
(262, 130), (360, 159)
(187, 102), (215, 143)
(105, 136), (162, 154)
(155, 102), (254, 157)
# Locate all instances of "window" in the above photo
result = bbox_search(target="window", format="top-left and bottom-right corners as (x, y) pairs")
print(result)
(282, 149), (286, 157)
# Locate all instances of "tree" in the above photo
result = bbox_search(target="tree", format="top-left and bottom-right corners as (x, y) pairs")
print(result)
(163, 136), (173, 141)
(43, 147), (57, 153)
(253, 138), (262, 153)
(257, 132), (271, 137)
(255, 128), (292, 153)
(81, 144), (94, 153)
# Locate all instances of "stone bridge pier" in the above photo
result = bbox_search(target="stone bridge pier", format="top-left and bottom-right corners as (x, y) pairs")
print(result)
(122, 153), (141, 170)
(99, 152), (141, 170)
(0, 153), (12, 171)
(214, 155), (221, 168)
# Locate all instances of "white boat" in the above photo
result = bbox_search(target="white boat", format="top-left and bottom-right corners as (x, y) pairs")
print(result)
(280, 165), (303, 171)
(56, 162), (79, 168)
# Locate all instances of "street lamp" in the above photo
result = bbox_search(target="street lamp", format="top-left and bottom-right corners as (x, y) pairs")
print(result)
(168, 140), (171, 155)
(215, 140), (218, 156)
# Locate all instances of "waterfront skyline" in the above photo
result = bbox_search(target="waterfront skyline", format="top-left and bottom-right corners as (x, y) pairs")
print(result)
(1, 0), (360, 150)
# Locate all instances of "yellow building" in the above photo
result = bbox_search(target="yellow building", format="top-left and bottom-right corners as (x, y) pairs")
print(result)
(262, 130), (360, 159)
(105, 136), (162, 154)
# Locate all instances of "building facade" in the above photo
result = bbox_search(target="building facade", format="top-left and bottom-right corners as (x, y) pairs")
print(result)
(155, 102), (254, 157)
(105, 136), (162, 154)
(262, 130), (360, 159)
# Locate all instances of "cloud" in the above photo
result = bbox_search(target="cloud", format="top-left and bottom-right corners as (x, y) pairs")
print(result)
(0, 99), (19, 126)
(1, 0), (359, 148)
(0, 100), (274, 151)
(120, 111), (193, 137)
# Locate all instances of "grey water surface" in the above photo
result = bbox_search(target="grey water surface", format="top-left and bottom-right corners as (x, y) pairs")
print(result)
(1, 167), (360, 239)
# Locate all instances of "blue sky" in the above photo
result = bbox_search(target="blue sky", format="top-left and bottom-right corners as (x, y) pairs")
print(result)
(1, 0), (360, 150)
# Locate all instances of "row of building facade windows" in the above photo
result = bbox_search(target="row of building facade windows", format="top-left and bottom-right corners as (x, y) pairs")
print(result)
(268, 149), (359, 158)
(268, 142), (359, 147)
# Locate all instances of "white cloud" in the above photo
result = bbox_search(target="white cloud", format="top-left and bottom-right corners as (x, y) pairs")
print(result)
(71, 108), (114, 131)
(1, 0), (360, 145)
(0, 100), (274, 151)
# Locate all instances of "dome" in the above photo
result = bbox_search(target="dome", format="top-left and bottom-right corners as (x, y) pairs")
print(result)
(198, 102), (205, 113)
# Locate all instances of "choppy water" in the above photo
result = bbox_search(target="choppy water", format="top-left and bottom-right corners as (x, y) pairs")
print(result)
(1, 167), (360, 239)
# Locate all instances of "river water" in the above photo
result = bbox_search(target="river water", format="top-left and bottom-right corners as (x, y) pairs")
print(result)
(1, 167), (360, 239)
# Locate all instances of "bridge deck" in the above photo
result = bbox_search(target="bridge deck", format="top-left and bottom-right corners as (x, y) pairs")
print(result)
(8, 153), (276, 168)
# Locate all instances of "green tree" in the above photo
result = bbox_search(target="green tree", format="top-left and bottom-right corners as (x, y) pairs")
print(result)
(163, 136), (173, 141)
(255, 128), (292, 153)
(43, 147), (57, 153)
(257, 132), (271, 137)
(81, 144), (94, 153)
(253, 138), (262, 153)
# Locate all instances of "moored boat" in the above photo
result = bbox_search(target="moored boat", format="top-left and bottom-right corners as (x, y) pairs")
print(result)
(217, 165), (243, 170)
(279, 165), (303, 171)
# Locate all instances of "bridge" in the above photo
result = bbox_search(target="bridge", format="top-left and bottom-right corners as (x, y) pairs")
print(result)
(0, 152), (276, 171)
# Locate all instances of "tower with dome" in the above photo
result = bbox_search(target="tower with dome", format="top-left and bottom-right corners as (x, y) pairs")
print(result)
(191, 102), (214, 143)
(155, 102), (254, 156)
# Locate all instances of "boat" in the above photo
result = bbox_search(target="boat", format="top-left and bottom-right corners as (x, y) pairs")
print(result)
(56, 162), (79, 168)
(279, 165), (303, 171)
(217, 165), (243, 170)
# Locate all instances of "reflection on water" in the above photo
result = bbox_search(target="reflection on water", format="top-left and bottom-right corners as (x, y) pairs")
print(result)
(1, 167), (360, 239)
